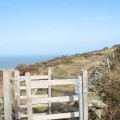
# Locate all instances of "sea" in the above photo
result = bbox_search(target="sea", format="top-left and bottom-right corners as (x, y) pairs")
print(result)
(0, 55), (56, 69)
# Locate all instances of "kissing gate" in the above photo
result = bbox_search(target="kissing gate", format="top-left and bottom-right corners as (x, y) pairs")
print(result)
(2, 69), (88, 120)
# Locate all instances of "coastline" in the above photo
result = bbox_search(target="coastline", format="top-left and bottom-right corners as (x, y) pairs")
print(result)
(0, 55), (56, 69)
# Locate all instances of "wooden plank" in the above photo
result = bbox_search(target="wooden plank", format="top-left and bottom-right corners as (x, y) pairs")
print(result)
(33, 112), (79, 120)
(3, 70), (12, 120)
(14, 70), (20, 119)
(30, 75), (48, 80)
(81, 70), (88, 120)
(20, 86), (27, 90)
(48, 68), (52, 114)
(20, 79), (76, 89)
(13, 75), (49, 81)
(32, 95), (78, 104)
(20, 112), (79, 119)
(30, 79), (76, 89)
(20, 95), (48, 99)
(25, 72), (32, 120)
(77, 75), (84, 120)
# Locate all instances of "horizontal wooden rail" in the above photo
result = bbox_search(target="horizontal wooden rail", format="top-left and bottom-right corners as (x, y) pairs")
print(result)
(32, 95), (78, 104)
(19, 79), (76, 89)
(20, 95), (48, 99)
(20, 112), (79, 119)
(34, 79), (75, 89)
(13, 75), (49, 81)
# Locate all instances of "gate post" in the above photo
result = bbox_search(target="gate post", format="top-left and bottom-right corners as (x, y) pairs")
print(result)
(3, 70), (13, 120)
(14, 70), (20, 119)
(77, 75), (84, 120)
(48, 68), (52, 114)
(81, 70), (88, 120)
(75, 70), (88, 120)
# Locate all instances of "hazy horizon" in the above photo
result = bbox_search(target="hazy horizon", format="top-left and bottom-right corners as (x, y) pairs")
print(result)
(0, 55), (57, 68)
(0, 44), (115, 57)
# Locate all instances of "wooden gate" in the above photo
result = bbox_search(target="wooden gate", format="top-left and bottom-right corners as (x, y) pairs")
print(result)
(3, 69), (88, 120)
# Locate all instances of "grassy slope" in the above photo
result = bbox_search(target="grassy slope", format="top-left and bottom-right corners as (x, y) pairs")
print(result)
(16, 47), (114, 79)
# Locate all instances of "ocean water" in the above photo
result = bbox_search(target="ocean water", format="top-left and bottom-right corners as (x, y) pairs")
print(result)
(0, 55), (56, 69)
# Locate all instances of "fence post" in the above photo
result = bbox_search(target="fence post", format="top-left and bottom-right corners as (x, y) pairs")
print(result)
(81, 70), (88, 120)
(106, 58), (111, 75)
(14, 70), (20, 119)
(3, 70), (12, 120)
(25, 72), (32, 120)
(48, 68), (52, 114)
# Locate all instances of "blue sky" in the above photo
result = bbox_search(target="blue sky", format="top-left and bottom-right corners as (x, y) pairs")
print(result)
(0, 0), (120, 56)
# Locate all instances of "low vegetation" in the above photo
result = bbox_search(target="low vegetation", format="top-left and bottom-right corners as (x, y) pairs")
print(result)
(98, 45), (120, 120)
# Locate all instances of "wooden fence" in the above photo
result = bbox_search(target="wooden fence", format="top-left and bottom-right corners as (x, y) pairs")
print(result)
(3, 69), (88, 120)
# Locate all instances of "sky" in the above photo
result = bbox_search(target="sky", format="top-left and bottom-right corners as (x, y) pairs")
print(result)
(0, 0), (120, 56)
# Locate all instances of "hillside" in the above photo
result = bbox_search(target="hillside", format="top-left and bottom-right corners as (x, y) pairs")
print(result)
(0, 46), (115, 97)
(0, 45), (118, 119)
(16, 47), (115, 78)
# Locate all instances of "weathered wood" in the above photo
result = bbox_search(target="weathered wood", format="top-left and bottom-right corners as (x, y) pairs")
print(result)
(3, 70), (12, 120)
(31, 79), (75, 88)
(106, 58), (111, 74)
(77, 76), (84, 120)
(19, 79), (76, 89)
(14, 70), (20, 119)
(81, 70), (88, 120)
(48, 68), (52, 114)
(20, 86), (27, 90)
(32, 95), (78, 104)
(12, 69), (88, 120)
(25, 72), (32, 120)
(20, 94), (48, 99)
(13, 75), (49, 81)
(20, 112), (79, 119)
